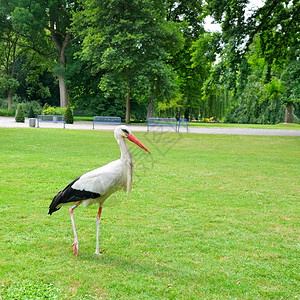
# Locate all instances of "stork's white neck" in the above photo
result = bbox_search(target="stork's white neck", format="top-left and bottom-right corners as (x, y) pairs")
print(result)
(116, 136), (133, 194)
(117, 137), (132, 162)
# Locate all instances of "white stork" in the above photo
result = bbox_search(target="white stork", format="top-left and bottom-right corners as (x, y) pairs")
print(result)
(48, 125), (150, 256)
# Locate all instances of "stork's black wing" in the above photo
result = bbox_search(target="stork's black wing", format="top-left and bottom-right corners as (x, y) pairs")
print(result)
(48, 177), (101, 215)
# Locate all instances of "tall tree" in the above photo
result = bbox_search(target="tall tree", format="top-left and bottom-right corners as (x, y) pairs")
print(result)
(206, 0), (300, 122)
(74, 0), (182, 123)
(8, 0), (78, 107)
(191, 32), (229, 120)
(0, 25), (20, 108)
(280, 47), (300, 123)
(166, 0), (206, 120)
(0, 2), (21, 108)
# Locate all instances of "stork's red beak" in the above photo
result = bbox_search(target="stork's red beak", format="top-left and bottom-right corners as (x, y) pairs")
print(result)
(127, 134), (151, 154)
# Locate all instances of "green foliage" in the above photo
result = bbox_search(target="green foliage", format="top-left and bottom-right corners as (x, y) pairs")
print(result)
(8, 0), (80, 108)
(42, 106), (65, 115)
(280, 49), (300, 106)
(42, 103), (50, 112)
(74, 0), (183, 122)
(208, 0), (299, 67)
(11, 7), (45, 37)
(64, 104), (73, 124)
(15, 103), (25, 122)
(224, 74), (286, 124)
(1, 0), (299, 123)
(203, 0), (300, 123)
(26, 67), (52, 101)
(0, 75), (19, 93)
(0, 97), (15, 115)
(0, 109), (15, 116)
(225, 102), (285, 124)
(265, 78), (285, 100)
(21, 101), (42, 117)
(28, 105), (35, 118)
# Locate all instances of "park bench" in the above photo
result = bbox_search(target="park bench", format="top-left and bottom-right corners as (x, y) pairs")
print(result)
(37, 115), (65, 128)
(178, 118), (188, 132)
(147, 118), (177, 132)
(93, 116), (122, 129)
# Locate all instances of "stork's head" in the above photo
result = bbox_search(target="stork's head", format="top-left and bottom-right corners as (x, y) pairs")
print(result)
(114, 125), (151, 154)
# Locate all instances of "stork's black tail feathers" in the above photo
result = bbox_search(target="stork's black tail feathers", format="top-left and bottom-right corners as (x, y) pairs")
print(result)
(48, 177), (101, 215)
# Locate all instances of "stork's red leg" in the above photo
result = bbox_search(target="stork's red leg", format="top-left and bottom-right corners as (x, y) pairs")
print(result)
(69, 201), (82, 256)
(95, 204), (103, 255)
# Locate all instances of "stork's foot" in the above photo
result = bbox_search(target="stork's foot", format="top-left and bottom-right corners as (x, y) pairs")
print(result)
(72, 240), (79, 257)
(95, 250), (102, 255)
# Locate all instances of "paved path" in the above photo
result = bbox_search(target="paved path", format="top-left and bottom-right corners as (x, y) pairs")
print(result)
(0, 116), (299, 136)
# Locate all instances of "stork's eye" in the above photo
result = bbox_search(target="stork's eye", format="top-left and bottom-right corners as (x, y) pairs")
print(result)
(122, 129), (129, 135)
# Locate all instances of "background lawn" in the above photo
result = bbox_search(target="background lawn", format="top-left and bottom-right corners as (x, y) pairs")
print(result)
(0, 128), (299, 299)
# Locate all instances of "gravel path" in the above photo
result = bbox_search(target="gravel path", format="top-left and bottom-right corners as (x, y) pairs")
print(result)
(0, 116), (299, 136)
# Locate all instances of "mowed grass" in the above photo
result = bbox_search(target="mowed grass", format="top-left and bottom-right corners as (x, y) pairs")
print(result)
(0, 128), (299, 299)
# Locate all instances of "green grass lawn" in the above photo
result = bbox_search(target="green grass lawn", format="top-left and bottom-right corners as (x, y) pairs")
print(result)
(0, 128), (299, 299)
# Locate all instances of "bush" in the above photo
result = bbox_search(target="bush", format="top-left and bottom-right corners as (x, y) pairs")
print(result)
(15, 104), (25, 122)
(0, 96), (21, 112)
(28, 105), (35, 118)
(42, 105), (65, 115)
(64, 104), (74, 124)
(0, 109), (15, 116)
(23, 101), (42, 117)
(42, 103), (50, 112)
(0, 98), (42, 117)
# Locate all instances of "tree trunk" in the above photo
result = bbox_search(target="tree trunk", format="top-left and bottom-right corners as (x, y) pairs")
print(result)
(184, 108), (189, 121)
(147, 93), (155, 119)
(58, 72), (68, 108)
(50, 25), (70, 108)
(126, 86), (131, 124)
(57, 51), (68, 107)
(284, 105), (293, 123)
(175, 108), (181, 120)
(8, 87), (12, 109)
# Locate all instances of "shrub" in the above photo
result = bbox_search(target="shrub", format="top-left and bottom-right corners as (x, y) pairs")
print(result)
(15, 104), (25, 123)
(42, 103), (50, 112)
(0, 96), (22, 112)
(28, 105), (35, 118)
(64, 104), (74, 124)
(0, 109), (15, 116)
(42, 105), (65, 115)
(23, 101), (42, 117)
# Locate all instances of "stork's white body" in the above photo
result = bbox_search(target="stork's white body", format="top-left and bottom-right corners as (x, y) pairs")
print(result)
(72, 157), (132, 207)
(48, 125), (150, 256)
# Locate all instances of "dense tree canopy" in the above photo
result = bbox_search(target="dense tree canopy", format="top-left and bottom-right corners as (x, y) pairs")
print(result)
(0, 0), (299, 123)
